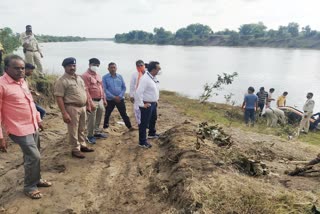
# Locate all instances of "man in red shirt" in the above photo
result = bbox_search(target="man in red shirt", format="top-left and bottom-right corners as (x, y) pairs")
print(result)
(0, 55), (51, 199)
(82, 58), (108, 144)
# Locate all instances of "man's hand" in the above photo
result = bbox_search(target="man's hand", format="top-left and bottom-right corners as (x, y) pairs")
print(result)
(103, 100), (108, 107)
(130, 97), (134, 103)
(38, 122), (44, 132)
(114, 96), (121, 103)
(63, 112), (72, 124)
(91, 103), (96, 111)
(0, 138), (7, 153)
(144, 103), (151, 108)
(40, 53), (44, 58)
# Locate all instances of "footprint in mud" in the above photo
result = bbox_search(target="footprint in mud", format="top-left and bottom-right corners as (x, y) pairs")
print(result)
(48, 164), (66, 173)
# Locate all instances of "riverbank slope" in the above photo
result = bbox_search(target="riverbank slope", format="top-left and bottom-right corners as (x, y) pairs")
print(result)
(0, 90), (319, 213)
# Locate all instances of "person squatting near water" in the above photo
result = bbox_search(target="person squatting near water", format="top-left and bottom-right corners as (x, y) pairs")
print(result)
(0, 55), (52, 199)
(102, 62), (134, 131)
(130, 60), (147, 124)
(20, 25), (44, 78)
(135, 61), (161, 148)
(82, 58), (108, 144)
(54, 57), (94, 159)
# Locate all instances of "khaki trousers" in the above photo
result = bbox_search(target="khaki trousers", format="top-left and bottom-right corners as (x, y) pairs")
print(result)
(25, 51), (43, 73)
(300, 112), (312, 133)
(87, 100), (104, 137)
(65, 105), (87, 152)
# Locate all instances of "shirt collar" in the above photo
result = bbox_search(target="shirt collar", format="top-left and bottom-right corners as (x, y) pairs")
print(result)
(107, 73), (118, 78)
(87, 69), (97, 75)
(4, 73), (24, 84)
(63, 72), (77, 79)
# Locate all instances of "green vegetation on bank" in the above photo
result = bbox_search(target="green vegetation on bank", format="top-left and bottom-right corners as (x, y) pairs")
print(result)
(0, 27), (20, 53)
(35, 35), (86, 43)
(115, 22), (320, 49)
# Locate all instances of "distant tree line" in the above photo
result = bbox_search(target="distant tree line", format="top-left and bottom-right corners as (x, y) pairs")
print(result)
(114, 23), (320, 49)
(35, 35), (86, 43)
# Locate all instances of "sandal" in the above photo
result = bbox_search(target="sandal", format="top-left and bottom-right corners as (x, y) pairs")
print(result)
(25, 190), (42, 199)
(37, 179), (52, 187)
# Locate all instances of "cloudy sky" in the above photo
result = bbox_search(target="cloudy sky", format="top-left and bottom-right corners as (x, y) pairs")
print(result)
(0, 0), (319, 37)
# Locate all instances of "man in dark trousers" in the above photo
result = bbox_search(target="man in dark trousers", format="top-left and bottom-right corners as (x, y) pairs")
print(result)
(135, 61), (161, 148)
(102, 62), (133, 130)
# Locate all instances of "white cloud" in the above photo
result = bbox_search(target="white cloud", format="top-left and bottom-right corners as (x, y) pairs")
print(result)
(0, 0), (320, 37)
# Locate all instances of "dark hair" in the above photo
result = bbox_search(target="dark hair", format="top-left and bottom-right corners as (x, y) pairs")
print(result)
(308, 92), (314, 97)
(260, 87), (264, 91)
(248, 86), (255, 93)
(283, 91), (288, 95)
(89, 58), (100, 65)
(136, 60), (144, 66)
(25, 63), (35, 69)
(4, 55), (24, 71)
(145, 63), (149, 70)
(148, 61), (160, 72)
(270, 88), (275, 92)
(108, 62), (116, 67)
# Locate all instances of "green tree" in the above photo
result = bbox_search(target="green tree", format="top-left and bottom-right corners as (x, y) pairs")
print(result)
(239, 22), (267, 38)
(185, 23), (213, 38)
(0, 27), (20, 54)
(153, 27), (173, 44)
(287, 22), (299, 37)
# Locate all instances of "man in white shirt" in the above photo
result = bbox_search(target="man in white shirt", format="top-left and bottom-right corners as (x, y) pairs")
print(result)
(135, 61), (161, 148)
(130, 60), (146, 124)
(266, 88), (275, 108)
(299, 92), (315, 134)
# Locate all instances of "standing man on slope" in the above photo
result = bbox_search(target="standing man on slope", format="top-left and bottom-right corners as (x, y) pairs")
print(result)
(256, 87), (268, 116)
(54, 57), (94, 159)
(242, 87), (258, 127)
(135, 61), (161, 148)
(0, 55), (52, 199)
(299, 92), (315, 134)
(130, 60), (147, 124)
(20, 25), (44, 78)
(102, 62), (134, 131)
(82, 58), (108, 144)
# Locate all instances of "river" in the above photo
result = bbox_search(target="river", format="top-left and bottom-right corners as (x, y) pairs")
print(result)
(16, 41), (320, 112)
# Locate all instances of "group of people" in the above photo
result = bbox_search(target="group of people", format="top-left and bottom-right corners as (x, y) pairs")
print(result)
(0, 25), (162, 199)
(242, 86), (316, 134)
(53, 57), (161, 159)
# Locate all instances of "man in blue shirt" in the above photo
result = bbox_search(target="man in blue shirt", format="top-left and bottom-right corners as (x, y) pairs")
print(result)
(102, 62), (133, 130)
(242, 86), (258, 126)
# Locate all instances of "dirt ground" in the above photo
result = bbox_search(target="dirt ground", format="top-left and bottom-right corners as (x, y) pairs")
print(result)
(0, 97), (319, 214)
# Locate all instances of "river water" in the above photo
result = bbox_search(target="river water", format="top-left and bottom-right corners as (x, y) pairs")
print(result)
(16, 41), (320, 112)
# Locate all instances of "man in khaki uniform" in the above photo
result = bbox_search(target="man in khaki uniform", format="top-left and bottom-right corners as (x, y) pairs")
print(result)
(54, 57), (94, 158)
(20, 25), (44, 77)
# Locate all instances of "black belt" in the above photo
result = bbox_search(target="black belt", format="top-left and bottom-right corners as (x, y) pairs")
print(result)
(65, 103), (86, 107)
(92, 98), (101, 102)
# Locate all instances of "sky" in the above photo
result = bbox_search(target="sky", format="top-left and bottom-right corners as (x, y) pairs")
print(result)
(0, 0), (319, 38)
